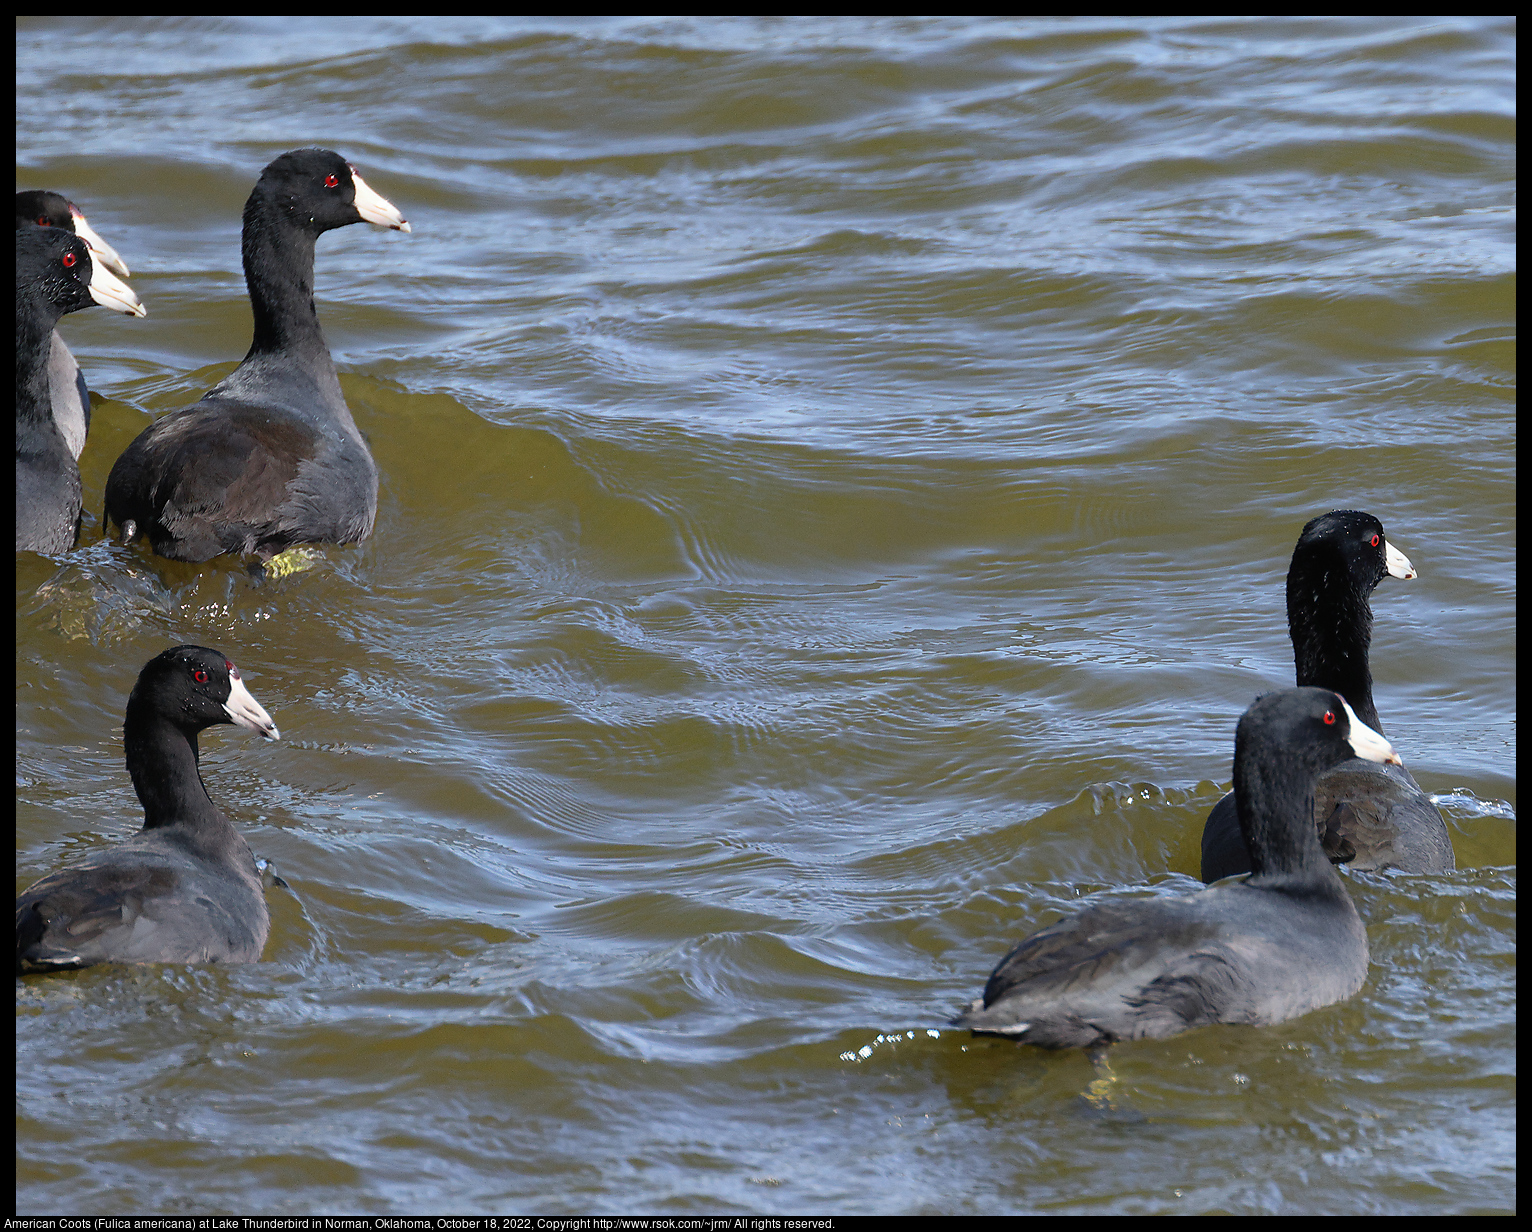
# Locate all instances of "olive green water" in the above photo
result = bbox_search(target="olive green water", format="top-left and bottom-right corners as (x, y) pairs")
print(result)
(16, 17), (1515, 1215)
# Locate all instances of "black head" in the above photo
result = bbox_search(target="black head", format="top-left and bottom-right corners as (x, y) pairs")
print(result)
(1239, 687), (1395, 783)
(1289, 510), (1415, 604)
(252, 148), (411, 236)
(16, 190), (132, 278)
(16, 225), (97, 323)
(127, 646), (280, 740)
(15, 223), (142, 324)
(16, 189), (75, 231)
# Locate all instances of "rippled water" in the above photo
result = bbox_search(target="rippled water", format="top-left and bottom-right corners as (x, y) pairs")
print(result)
(16, 16), (1515, 1215)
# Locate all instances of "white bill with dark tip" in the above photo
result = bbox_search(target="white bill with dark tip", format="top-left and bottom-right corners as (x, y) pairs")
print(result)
(349, 166), (410, 232)
(1385, 540), (1416, 580)
(224, 668), (280, 740)
(88, 260), (146, 318)
(1341, 699), (1400, 765)
(67, 204), (131, 278)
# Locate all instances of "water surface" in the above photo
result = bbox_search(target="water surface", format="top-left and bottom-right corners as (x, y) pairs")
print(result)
(16, 16), (1515, 1215)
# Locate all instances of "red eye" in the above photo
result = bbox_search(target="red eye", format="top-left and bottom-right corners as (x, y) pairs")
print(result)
(36, 215), (50, 226)
(324, 173), (339, 188)
(1323, 710), (1336, 725)
(194, 669), (209, 684)
(1369, 533), (1379, 547)
(62, 252), (77, 268)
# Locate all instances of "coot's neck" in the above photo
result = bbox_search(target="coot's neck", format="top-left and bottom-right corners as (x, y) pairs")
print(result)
(124, 703), (229, 834)
(1235, 752), (1342, 887)
(239, 189), (335, 366)
(16, 304), (65, 441)
(1287, 564), (1381, 733)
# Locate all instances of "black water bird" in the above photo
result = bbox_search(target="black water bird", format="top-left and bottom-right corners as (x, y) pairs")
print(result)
(16, 646), (280, 973)
(1200, 510), (1452, 881)
(15, 189), (141, 460)
(953, 687), (1397, 1048)
(16, 225), (145, 554)
(104, 148), (410, 563)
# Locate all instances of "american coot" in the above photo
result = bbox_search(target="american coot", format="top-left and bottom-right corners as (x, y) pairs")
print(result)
(953, 688), (1397, 1047)
(1200, 511), (1453, 882)
(104, 148), (410, 564)
(16, 646), (280, 973)
(15, 190), (140, 460)
(16, 226), (146, 555)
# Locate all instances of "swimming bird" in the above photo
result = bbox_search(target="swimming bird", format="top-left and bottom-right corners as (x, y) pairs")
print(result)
(15, 189), (140, 459)
(1200, 510), (1452, 881)
(17, 226), (145, 554)
(16, 646), (280, 973)
(104, 148), (410, 564)
(954, 688), (1396, 1047)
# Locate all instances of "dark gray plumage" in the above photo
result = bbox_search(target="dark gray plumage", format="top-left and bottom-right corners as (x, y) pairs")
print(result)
(1200, 510), (1452, 882)
(954, 688), (1396, 1048)
(16, 646), (280, 973)
(103, 148), (410, 563)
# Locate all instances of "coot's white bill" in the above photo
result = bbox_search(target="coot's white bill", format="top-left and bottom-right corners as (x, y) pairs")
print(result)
(1340, 699), (1400, 765)
(67, 203), (131, 278)
(224, 665), (279, 740)
(1384, 540), (1416, 580)
(349, 167), (410, 232)
(88, 259), (146, 317)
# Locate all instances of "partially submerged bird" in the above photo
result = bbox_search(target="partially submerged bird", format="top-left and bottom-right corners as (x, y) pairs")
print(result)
(16, 646), (280, 973)
(954, 688), (1397, 1048)
(1200, 510), (1452, 881)
(15, 189), (141, 460)
(16, 225), (145, 554)
(104, 148), (410, 564)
